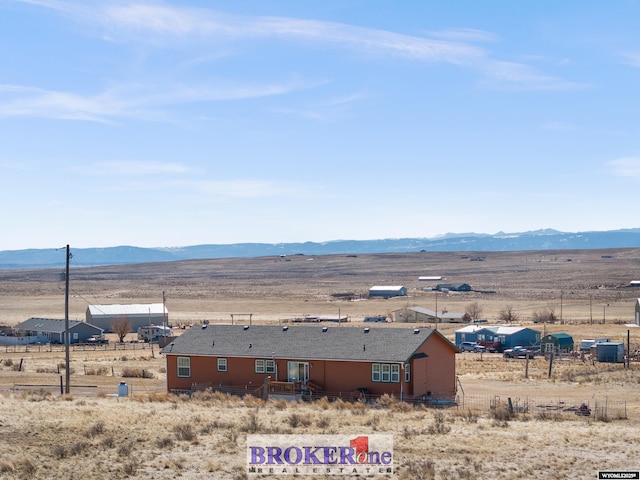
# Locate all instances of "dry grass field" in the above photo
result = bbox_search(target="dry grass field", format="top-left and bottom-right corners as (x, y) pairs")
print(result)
(1, 248), (640, 479)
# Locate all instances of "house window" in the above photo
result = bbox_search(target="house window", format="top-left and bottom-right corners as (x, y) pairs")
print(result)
(391, 364), (400, 383)
(404, 363), (411, 382)
(372, 363), (401, 383)
(381, 364), (390, 382)
(372, 363), (381, 382)
(177, 357), (191, 377)
(217, 358), (227, 372)
(255, 359), (276, 374)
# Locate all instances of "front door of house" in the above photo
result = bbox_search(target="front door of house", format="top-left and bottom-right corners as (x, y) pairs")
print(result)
(287, 361), (309, 384)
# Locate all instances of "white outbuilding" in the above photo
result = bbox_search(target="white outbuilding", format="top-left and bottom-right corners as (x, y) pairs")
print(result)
(86, 303), (168, 333)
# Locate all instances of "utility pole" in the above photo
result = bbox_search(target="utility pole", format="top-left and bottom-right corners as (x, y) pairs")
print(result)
(560, 291), (563, 324)
(162, 291), (167, 345)
(64, 245), (71, 394)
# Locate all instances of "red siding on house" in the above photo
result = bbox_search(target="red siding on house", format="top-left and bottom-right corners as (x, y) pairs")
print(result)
(165, 329), (457, 399)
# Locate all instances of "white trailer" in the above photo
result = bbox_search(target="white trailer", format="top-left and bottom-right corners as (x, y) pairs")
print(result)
(137, 325), (171, 342)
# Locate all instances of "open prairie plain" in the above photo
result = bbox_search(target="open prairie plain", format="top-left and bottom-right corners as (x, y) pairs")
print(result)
(1, 248), (640, 479)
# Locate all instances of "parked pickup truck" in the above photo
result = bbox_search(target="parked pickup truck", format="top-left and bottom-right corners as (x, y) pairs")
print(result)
(503, 346), (536, 359)
(86, 335), (109, 345)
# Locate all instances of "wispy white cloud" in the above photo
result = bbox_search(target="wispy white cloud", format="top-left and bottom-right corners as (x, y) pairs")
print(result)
(0, 76), (315, 122)
(426, 28), (498, 43)
(479, 60), (590, 91)
(618, 52), (640, 68)
(184, 179), (290, 198)
(13, 0), (587, 92)
(608, 156), (640, 178)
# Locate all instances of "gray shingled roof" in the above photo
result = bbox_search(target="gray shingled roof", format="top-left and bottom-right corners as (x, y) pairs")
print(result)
(162, 324), (454, 362)
(15, 317), (101, 334)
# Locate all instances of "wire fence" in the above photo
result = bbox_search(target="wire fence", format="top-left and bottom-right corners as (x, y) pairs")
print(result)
(456, 394), (627, 420)
(1, 342), (156, 354)
(182, 383), (628, 420)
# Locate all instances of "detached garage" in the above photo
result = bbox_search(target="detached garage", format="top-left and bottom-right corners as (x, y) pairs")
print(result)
(541, 333), (575, 354)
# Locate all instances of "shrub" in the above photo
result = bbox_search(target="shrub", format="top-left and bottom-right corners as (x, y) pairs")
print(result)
(17, 458), (37, 477)
(101, 436), (115, 448)
(85, 366), (110, 376)
(155, 437), (174, 448)
(489, 404), (516, 422)
(427, 412), (451, 435)
(174, 424), (197, 442)
(70, 441), (89, 456)
(121, 367), (155, 379)
(0, 460), (14, 473)
(240, 411), (261, 433)
(401, 459), (435, 480)
(287, 413), (311, 428)
(52, 445), (67, 459)
(117, 441), (134, 456)
(86, 421), (106, 438)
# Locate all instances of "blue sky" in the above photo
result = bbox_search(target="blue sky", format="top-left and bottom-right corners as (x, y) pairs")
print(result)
(1, 1), (639, 250)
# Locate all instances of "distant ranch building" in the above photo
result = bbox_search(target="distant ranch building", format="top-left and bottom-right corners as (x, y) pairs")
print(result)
(86, 303), (168, 333)
(368, 286), (407, 299)
(540, 333), (574, 354)
(394, 307), (465, 323)
(435, 283), (472, 292)
(13, 317), (102, 344)
(455, 325), (541, 352)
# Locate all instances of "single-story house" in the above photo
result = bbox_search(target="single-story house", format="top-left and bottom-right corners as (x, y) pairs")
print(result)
(162, 324), (459, 400)
(368, 286), (407, 298)
(454, 324), (490, 345)
(13, 317), (103, 344)
(86, 303), (168, 333)
(540, 333), (574, 354)
(394, 307), (465, 323)
(455, 325), (541, 351)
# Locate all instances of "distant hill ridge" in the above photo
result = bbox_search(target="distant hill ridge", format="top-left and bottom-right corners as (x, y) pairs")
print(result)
(1, 228), (640, 269)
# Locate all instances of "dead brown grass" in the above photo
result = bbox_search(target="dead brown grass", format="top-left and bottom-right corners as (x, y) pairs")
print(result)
(0, 390), (637, 480)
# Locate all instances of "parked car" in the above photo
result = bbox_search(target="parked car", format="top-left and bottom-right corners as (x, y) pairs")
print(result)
(459, 341), (486, 353)
(503, 346), (536, 358)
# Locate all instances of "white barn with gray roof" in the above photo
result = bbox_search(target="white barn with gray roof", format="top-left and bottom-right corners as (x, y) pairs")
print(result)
(86, 303), (168, 333)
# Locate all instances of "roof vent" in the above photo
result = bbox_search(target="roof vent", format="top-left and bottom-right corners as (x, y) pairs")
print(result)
(283, 326), (289, 331)
(243, 325), (249, 330)
(414, 329), (420, 334)
(364, 327), (370, 333)
(322, 327), (328, 333)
